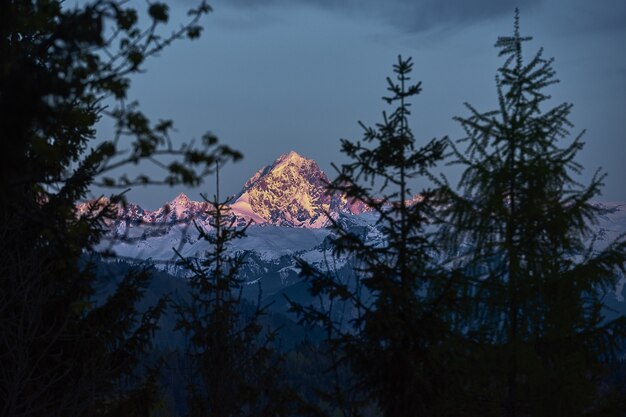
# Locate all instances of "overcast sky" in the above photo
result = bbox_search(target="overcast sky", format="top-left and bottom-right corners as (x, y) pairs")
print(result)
(100, 0), (626, 208)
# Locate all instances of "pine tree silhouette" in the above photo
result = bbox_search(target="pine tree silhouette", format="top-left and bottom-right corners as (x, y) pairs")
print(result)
(437, 10), (626, 417)
(292, 56), (463, 417)
(175, 162), (293, 417)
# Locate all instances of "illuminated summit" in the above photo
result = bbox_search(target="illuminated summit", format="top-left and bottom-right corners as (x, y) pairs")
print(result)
(78, 151), (370, 228)
(230, 151), (334, 227)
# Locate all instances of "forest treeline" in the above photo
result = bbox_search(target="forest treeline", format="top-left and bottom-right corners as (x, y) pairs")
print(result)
(1, 1), (625, 417)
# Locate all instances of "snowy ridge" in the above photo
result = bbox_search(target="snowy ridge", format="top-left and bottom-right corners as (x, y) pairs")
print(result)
(78, 151), (371, 229)
(78, 153), (626, 304)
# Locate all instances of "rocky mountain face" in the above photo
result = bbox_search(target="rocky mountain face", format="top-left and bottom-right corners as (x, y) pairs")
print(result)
(148, 193), (211, 225)
(231, 151), (355, 227)
(78, 151), (368, 229)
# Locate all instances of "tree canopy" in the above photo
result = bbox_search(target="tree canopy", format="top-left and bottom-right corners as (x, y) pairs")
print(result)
(437, 10), (626, 416)
(0, 1), (239, 416)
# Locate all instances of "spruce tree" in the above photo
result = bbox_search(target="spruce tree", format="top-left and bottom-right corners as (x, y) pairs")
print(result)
(293, 56), (462, 417)
(437, 10), (626, 417)
(175, 164), (290, 417)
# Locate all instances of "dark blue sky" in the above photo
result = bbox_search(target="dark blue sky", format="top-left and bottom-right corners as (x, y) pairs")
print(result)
(100, 0), (626, 208)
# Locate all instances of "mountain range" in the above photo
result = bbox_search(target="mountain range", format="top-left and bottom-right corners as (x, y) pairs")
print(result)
(79, 151), (368, 229)
(82, 151), (626, 315)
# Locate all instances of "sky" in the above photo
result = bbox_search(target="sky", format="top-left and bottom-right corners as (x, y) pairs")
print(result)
(96, 0), (626, 209)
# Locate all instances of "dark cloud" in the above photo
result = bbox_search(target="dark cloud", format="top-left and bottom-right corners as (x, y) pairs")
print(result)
(213, 0), (543, 32)
(566, 1), (626, 35)
(210, 8), (284, 30)
(373, 0), (542, 32)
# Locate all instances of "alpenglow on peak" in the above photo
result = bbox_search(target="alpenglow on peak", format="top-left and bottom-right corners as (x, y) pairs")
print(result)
(77, 151), (371, 228)
(275, 150), (306, 165)
(231, 151), (334, 228)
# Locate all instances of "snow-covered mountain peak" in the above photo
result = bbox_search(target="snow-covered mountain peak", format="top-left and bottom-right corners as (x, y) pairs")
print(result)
(170, 192), (190, 205)
(232, 151), (333, 228)
(147, 192), (209, 224)
(78, 152), (372, 229)
(243, 151), (312, 190)
(76, 196), (146, 220)
(274, 150), (308, 167)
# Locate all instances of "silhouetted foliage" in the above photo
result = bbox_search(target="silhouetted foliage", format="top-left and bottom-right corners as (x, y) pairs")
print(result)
(0, 1), (240, 416)
(174, 166), (294, 417)
(436, 10), (626, 417)
(292, 56), (465, 417)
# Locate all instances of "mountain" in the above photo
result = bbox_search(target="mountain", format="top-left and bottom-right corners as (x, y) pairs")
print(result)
(76, 196), (147, 223)
(78, 151), (368, 229)
(146, 193), (211, 224)
(232, 151), (341, 227)
(79, 152), (626, 313)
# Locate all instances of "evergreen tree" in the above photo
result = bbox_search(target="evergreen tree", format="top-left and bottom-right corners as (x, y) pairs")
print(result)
(437, 10), (626, 417)
(0, 1), (239, 416)
(293, 56), (462, 417)
(175, 164), (291, 417)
